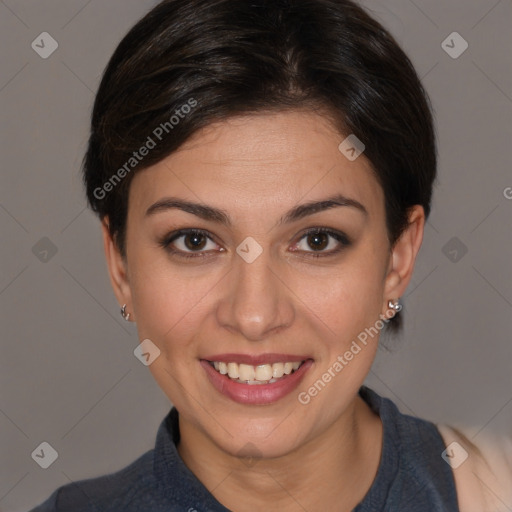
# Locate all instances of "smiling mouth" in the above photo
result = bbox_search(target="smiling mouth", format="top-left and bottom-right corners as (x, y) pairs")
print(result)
(208, 360), (305, 385)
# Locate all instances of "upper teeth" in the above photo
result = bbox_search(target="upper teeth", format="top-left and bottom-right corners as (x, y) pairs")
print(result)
(212, 361), (302, 382)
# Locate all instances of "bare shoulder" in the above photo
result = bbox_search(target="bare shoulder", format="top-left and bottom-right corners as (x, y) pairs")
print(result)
(437, 424), (512, 512)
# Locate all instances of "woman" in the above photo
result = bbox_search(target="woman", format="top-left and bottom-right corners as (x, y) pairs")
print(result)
(31, 0), (511, 510)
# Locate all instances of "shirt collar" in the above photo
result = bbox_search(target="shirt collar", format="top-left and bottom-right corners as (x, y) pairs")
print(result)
(151, 387), (396, 510)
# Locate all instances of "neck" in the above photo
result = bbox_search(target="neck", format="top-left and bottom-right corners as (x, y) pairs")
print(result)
(177, 395), (383, 512)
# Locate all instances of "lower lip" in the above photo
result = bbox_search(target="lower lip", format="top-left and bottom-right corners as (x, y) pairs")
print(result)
(200, 359), (313, 405)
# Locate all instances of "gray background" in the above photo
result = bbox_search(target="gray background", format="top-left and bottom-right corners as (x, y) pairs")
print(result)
(1, 0), (511, 510)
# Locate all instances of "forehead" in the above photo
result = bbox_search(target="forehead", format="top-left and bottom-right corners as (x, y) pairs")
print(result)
(128, 110), (384, 220)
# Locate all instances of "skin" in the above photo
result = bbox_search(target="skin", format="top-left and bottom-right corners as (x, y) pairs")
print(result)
(102, 110), (424, 511)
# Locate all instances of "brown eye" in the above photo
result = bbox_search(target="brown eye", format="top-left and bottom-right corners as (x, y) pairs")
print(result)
(184, 232), (207, 251)
(306, 232), (329, 251)
(161, 229), (223, 258)
(291, 228), (351, 257)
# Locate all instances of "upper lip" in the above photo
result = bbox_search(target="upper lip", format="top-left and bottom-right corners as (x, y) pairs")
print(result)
(202, 353), (311, 365)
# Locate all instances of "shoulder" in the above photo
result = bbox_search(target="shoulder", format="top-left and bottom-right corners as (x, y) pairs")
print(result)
(388, 403), (459, 508)
(437, 424), (512, 512)
(29, 450), (163, 512)
(362, 386), (453, 470)
(358, 387), (459, 510)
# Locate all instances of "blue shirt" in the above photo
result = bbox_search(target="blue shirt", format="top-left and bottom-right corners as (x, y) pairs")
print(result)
(30, 386), (459, 511)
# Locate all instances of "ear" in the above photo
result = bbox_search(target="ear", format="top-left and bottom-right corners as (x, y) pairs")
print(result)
(101, 219), (134, 321)
(382, 205), (425, 311)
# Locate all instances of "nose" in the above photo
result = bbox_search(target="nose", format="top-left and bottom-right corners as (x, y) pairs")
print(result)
(216, 248), (295, 341)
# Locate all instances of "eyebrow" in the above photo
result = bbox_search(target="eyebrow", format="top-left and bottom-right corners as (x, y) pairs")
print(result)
(145, 193), (367, 226)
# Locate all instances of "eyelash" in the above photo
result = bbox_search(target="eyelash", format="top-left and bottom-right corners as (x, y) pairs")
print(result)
(292, 227), (351, 257)
(159, 229), (221, 260)
(159, 227), (351, 260)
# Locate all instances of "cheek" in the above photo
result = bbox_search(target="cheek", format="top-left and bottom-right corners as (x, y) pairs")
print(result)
(293, 251), (386, 341)
(128, 252), (214, 352)
(127, 229), (388, 357)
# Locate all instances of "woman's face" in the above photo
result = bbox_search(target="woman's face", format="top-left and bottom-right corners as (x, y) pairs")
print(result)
(105, 110), (422, 459)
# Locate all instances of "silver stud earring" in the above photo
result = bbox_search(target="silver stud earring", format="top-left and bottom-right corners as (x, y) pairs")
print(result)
(120, 304), (130, 321)
(387, 299), (401, 312)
